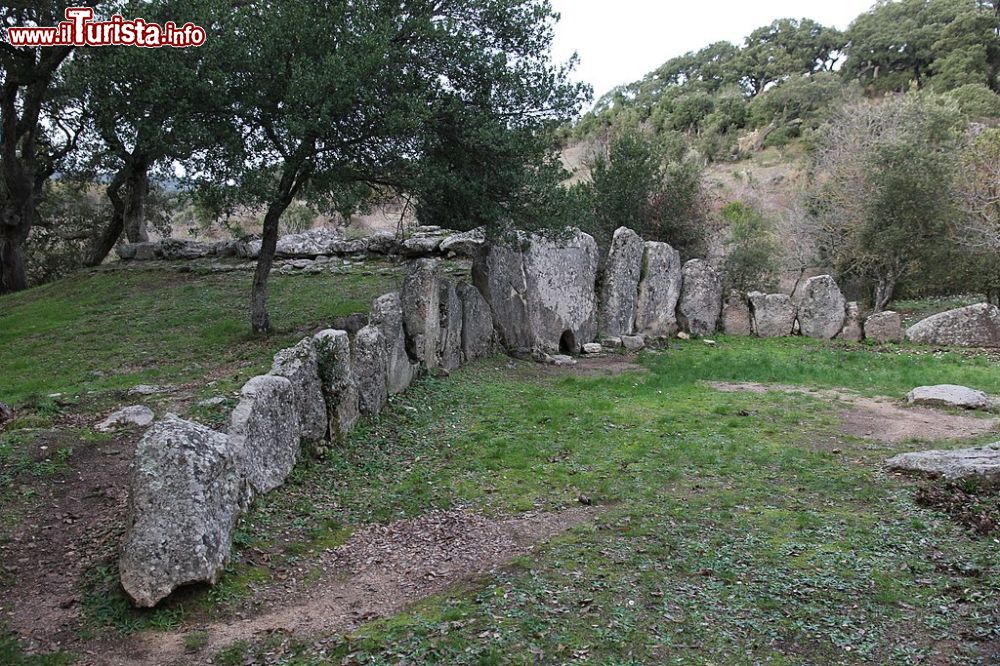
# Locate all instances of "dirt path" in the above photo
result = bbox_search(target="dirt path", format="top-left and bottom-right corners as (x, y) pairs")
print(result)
(708, 381), (1000, 444)
(77, 507), (596, 666)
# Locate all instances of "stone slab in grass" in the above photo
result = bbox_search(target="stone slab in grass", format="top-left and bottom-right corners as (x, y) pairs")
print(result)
(887, 442), (1000, 488)
(906, 385), (991, 410)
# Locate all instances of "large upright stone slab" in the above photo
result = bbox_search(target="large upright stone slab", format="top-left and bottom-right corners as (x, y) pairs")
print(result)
(120, 416), (248, 608)
(598, 227), (644, 338)
(229, 375), (301, 494)
(352, 325), (388, 416)
(906, 303), (1000, 348)
(401, 259), (441, 367)
(749, 292), (796, 338)
(473, 228), (598, 355)
(313, 329), (360, 441)
(887, 442), (1000, 488)
(634, 242), (683, 339)
(865, 311), (904, 344)
(457, 283), (496, 363)
(721, 291), (752, 336)
(437, 278), (464, 372)
(370, 293), (416, 395)
(797, 275), (846, 340)
(677, 259), (722, 337)
(270, 338), (327, 443)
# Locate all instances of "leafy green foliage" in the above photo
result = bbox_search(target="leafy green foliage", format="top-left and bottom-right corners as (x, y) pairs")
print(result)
(721, 201), (781, 293)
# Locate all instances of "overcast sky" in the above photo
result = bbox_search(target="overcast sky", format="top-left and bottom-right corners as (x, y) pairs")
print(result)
(550, 0), (877, 101)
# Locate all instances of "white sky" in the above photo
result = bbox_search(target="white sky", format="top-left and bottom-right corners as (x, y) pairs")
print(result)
(550, 0), (877, 101)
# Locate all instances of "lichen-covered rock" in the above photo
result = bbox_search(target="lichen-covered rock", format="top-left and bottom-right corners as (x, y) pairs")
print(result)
(634, 242), (683, 339)
(158, 239), (214, 260)
(457, 283), (495, 363)
(370, 293), (416, 395)
(401, 259), (441, 367)
(473, 229), (598, 355)
(402, 235), (443, 257)
(887, 442), (1000, 488)
(96, 405), (154, 432)
(437, 279), (464, 372)
(906, 303), (1000, 348)
(598, 227), (644, 338)
(864, 311), (904, 344)
(622, 335), (645, 351)
(120, 416), (248, 608)
(907, 385), (991, 410)
(351, 325), (388, 416)
(439, 228), (486, 257)
(721, 291), (752, 336)
(797, 275), (846, 340)
(749, 292), (796, 338)
(313, 330), (360, 441)
(677, 259), (722, 337)
(274, 228), (345, 258)
(228, 375), (301, 494)
(839, 302), (864, 342)
(270, 338), (327, 443)
(366, 232), (401, 255)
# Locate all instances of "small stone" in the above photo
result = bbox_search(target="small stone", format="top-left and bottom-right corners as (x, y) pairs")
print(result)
(622, 335), (646, 351)
(549, 354), (577, 366)
(96, 405), (154, 432)
(677, 332), (691, 341)
(602, 337), (624, 349)
(582, 343), (603, 355)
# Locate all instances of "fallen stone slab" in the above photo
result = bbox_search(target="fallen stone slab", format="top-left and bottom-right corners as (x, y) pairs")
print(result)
(887, 442), (1000, 488)
(907, 385), (991, 410)
(96, 405), (154, 432)
(906, 303), (1000, 348)
(120, 416), (248, 608)
(439, 228), (485, 257)
(228, 375), (301, 494)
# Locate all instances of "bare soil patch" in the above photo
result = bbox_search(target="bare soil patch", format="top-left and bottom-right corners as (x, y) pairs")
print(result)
(708, 381), (999, 444)
(914, 482), (1000, 537)
(513, 354), (648, 380)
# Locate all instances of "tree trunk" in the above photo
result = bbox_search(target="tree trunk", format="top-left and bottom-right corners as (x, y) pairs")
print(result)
(0, 222), (29, 293)
(250, 200), (291, 335)
(84, 170), (128, 267)
(873, 277), (895, 313)
(123, 166), (149, 243)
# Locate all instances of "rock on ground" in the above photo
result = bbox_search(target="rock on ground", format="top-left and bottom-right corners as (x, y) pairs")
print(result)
(96, 405), (154, 432)
(796, 275), (846, 340)
(437, 279), (464, 372)
(887, 442), (1000, 488)
(473, 229), (598, 355)
(839, 302), (864, 342)
(677, 260), (722, 337)
(270, 338), (327, 443)
(907, 385), (991, 410)
(622, 335), (645, 351)
(229, 375), (301, 494)
(906, 303), (1000, 348)
(749, 292), (796, 338)
(583, 343), (603, 354)
(721, 291), (752, 336)
(865, 311), (904, 344)
(439, 228), (485, 257)
(120, 416), (248, 608)
(401, 259), (441, 367)
(352, 325), (389, 417)
(314, 330), (360, 441)
(457, 283), (495, 363)
(370, 293), (416, 395)
(634, 242), (682, 339)
(598, 227), (644, 338)
(274, 228), (344, 258)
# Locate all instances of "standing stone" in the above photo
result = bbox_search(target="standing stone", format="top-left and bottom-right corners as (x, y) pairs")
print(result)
(370, 293), (416, 395)
(270, 338), (327, 443)
(797, 275), (846, 340)
(473, 228), (598, 355)
(677, 259), (722, 337)
(864, 311), (904, 344)
(906, 303), (1000, 348)
(457, 283), (496, 363)
(749, 292), (796, 338)
(437, 278), (464, 372)
(229, 375), (301, 494)
(351, 325), (388, 416)
(120, 416), (248, 608)
(313, 329), (360, 441)
(401, 259), (441, 367)
(839, 302), (864, 342)
(721, 291), (752, 336)
(598, 227), (644, 338)
(634, 242), (683, 339)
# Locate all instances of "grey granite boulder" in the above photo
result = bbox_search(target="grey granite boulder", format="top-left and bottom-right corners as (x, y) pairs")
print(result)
(864, 311), (904, 344)
(229, 375), (301, 494)
(839, 302), (864, 342)
(351, 325), (388, 416)
(906, 385), (991, 410)
(96, 405), (154, 432)
(402, 235), (443, 257)
(313, 329), (360, 441)
(401, 259), (441, 367)
(366, 232), (401, 256)
(457, 283), (496, 363)
(270, 338), (327, 443)
(887, 442), (1000, 488)
(370, 293), (416, 395)
(274, 228), (344, 258)
(634, 241), (683, 339)
(159, 239), (213, 260)
(120, 416), (248, 608)
(439, 228), (486, 257)
(437, 279), (464, 372)
(721, 291), (752, 336)
(749, 292), (796, 338)
(797, 275), (846, 340)
(906, 303), (1000, 348)
(598, 227), (644, 338)
(473, 228), (598, 355)
(677, 259), (722, 337)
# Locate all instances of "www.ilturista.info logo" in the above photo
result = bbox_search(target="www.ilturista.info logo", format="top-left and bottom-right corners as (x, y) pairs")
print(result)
(6, 7), (206, 48)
